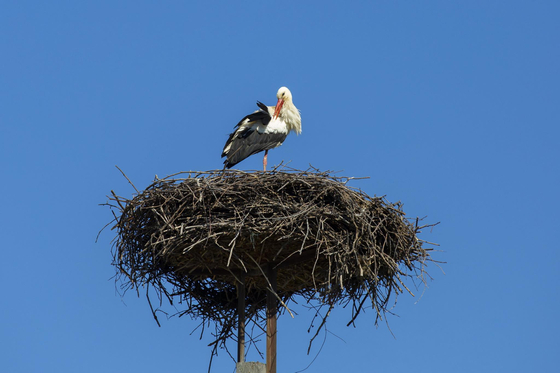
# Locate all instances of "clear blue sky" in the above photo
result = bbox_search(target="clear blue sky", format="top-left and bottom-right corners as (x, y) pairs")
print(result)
(1, 1), (558, 372)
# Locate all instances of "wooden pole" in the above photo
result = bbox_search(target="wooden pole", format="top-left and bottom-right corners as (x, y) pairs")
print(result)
(237, 275), (246, 363)
(266, 265), (277, 373)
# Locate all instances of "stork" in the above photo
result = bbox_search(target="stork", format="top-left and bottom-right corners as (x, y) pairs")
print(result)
(222, 87), (302, 171)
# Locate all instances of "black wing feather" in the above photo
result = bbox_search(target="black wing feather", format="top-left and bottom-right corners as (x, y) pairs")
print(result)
(256, 101), (269, 114)
(230, 102), (271, 129)
(222, 131), (288, 168)
(222, 101), (280, 168)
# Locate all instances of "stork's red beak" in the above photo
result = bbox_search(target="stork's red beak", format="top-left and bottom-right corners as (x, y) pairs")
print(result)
(273, 99), (284, 119)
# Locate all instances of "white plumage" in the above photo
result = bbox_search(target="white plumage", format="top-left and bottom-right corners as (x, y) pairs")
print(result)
(222, 87), (301, 170)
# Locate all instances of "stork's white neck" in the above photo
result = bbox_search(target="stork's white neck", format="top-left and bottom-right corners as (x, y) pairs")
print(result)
(281, 101), (302, 135)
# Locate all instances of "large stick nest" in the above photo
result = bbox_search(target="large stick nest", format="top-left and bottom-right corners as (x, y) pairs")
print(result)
(107, 167), (435, 353)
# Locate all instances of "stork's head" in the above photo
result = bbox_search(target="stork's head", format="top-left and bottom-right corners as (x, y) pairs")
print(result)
(274, 87), (293, 119)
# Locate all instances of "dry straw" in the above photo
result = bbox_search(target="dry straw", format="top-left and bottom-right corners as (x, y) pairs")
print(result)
(107, 166), (436, 354)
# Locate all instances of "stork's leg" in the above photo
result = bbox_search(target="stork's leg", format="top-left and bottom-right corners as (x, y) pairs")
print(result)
(263, 150), (268, 171)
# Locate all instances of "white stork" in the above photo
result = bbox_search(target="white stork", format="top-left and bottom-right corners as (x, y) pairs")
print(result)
(222, 87), (301, 170)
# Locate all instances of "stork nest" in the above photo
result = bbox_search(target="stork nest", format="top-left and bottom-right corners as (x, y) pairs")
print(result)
(107, 167), (436, 354)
